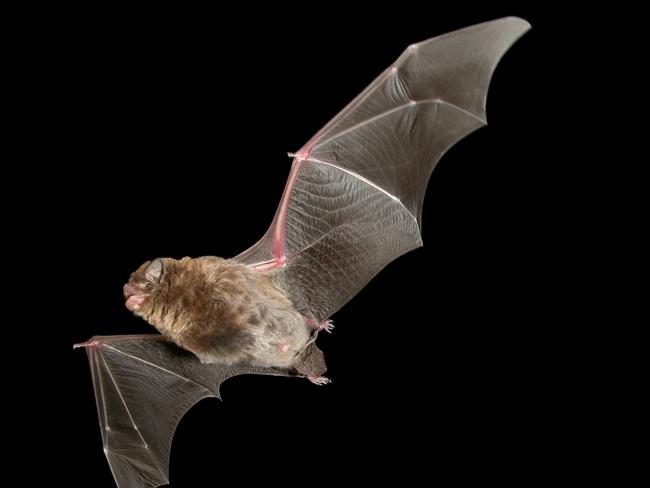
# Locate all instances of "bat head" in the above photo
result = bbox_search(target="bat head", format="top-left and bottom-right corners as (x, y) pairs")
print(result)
(124, 258), (164, 316)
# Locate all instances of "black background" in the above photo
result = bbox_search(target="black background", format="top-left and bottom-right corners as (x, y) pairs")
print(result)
(29, 4), (585, 487)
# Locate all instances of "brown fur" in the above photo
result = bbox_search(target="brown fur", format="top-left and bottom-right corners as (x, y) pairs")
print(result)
(126, 257), (311, 369)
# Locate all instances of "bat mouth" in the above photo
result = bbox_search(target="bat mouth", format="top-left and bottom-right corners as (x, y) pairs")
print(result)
(123, 284), (146, 311)
(125, 294), (146, 311)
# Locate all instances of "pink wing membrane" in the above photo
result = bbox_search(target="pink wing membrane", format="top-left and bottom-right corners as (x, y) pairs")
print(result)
(235, 17), (530, 322)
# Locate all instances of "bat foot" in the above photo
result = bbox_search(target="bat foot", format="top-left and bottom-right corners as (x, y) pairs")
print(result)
(320, 320), (334, 333)
(307, 375), (331, 386)
(304, 317), (334, 333)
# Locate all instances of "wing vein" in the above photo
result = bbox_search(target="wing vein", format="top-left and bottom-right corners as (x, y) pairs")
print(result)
(92, 351), (110, 446)
(302, 66), (393, 152)
(314, 98), (485, 150)
(305, 156), (419, 226)
(102, 345), (213, 394)
(287, 223), (354, 262)
(99, 353), (168, 482)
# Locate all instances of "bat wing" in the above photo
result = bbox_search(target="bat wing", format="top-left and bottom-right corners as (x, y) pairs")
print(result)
(76, 335), (293, 488)
(234, 17), (530, 321)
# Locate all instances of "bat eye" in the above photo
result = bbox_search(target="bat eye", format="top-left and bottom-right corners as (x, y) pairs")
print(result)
(144, 281), (153, 289)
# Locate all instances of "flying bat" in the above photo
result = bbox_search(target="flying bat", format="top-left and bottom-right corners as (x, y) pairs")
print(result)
(76, 17), (530, 488)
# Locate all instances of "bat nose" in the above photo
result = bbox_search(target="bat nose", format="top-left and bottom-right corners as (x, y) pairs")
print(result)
(123, 283), (138, 298)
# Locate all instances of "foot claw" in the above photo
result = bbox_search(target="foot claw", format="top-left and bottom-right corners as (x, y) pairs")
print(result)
(304, 317), (334, 333)
(321, 320), (334, 333)
(308, 376), (331, 386)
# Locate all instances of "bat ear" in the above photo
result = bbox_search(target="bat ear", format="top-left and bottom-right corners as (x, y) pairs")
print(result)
(145, 259), (164, 282)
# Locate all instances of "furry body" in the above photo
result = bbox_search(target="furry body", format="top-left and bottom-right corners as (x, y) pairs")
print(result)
(124, 257), (311, 369)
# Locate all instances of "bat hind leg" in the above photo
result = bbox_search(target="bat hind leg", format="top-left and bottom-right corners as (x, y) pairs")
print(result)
(293, 341), (330, 385)
(304, 316), (334, 333)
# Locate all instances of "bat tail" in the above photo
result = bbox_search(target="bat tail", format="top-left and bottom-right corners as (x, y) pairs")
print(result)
(293, 342), (327, 378)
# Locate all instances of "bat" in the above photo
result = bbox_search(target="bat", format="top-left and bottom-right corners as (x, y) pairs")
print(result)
(76, 17), (530, 488)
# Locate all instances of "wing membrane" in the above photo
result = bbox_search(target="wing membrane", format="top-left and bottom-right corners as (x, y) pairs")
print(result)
(235, 18), (530, 321)
(79, 335), (291, 488)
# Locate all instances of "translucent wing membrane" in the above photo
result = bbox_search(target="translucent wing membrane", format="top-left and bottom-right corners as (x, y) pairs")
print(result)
(235, 17), (530, 321)
(78, 335), (292, 488)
